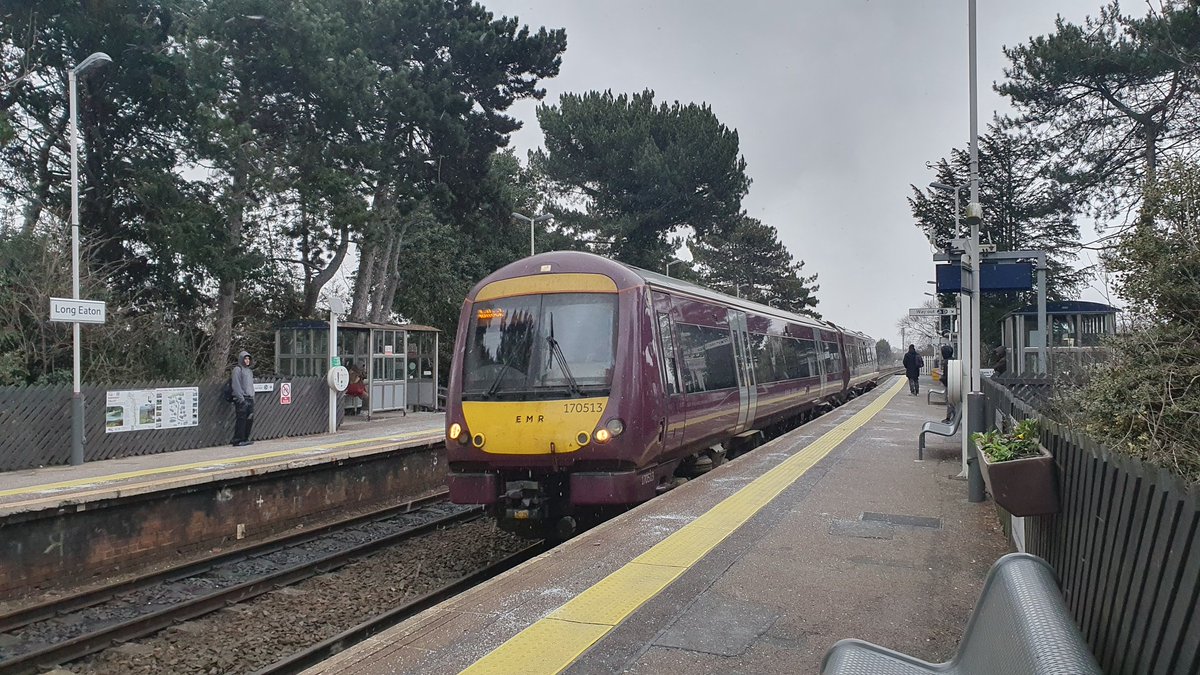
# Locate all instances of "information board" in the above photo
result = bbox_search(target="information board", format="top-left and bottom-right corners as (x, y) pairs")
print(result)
(105, 387), (199, 433)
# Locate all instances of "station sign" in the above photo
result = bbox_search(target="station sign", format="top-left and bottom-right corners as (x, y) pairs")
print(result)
(50, 298), (106, 324)
(936, 262), (1035, 294)
(909, 307), (959, 318)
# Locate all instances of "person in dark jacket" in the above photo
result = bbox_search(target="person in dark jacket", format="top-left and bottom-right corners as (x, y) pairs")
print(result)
(940, 343), (956, 422)
(231, 350), (255, 447)
(902, 344), (924, 395)
(992, 345), (1008, 377)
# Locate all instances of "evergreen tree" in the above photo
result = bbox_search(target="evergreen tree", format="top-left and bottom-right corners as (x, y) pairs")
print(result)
(688, 215), (819, 318)
(532, 89), (750, 269)
(998, 1), (1200, 219)
(909, 125), (1086, 355)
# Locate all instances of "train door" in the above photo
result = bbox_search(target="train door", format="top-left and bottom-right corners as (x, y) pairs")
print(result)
(838, 332), (851, 391)
(652, 291), (686, 453)
(729, 310), (757, 434)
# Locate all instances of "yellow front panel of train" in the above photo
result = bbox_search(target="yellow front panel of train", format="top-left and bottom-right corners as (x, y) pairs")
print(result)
(462, 398), (608, 454)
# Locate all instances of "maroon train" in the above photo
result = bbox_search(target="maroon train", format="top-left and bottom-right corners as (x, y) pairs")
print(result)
(444, 251), (885, 537)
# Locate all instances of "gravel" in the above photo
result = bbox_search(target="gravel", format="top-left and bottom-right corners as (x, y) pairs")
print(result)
(68, 518), (527, 674)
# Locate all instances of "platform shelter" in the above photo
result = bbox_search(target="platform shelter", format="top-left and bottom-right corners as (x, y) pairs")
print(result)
(998, 300), (1118, 376)
(274, 321), (440, 413)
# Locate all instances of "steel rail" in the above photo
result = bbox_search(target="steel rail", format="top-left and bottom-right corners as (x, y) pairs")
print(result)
(253, 542), (545, 675)
(0, 503), (478, 675)
(0, 490), (450, 634)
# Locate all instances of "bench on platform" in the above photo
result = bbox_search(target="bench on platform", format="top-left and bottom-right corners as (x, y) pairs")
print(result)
(820, 553), (1101, 675)
(928, 388), (946, 405)
(918, 408), (960, 460)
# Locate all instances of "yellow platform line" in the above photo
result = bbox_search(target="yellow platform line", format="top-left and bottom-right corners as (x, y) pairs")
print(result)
(0, 427), (443, 499)
(461, 377), (904, 675)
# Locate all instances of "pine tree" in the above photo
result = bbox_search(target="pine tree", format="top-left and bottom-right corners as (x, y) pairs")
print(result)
(688, 216), (819, 317)
(532, 89), (750, 269)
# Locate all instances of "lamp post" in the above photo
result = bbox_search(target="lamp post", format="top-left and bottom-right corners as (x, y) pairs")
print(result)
(512, 212), (551, 256)
(69, 51), (112, 466)
(665, 260), (680, 277)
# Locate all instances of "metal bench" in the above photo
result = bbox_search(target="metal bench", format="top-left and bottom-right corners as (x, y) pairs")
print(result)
(928, 388), (946, 405)
(918, 408), (960, 460)
(821, 553), (1101, 675)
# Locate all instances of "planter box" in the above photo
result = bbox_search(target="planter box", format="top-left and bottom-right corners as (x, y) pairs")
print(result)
(978, 444), (1060, 517)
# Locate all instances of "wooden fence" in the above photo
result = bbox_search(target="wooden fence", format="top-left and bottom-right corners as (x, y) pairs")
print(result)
(983, 378), (1199, 675)
(0, 377), (341, 472)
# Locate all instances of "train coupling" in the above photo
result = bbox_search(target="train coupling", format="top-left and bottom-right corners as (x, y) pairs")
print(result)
(502, 480), (549, 525)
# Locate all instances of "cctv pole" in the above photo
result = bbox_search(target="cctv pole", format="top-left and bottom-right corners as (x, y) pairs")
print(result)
(964, 0), (985, 502)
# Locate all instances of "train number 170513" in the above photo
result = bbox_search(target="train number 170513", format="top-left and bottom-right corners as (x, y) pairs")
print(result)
(563, 402), (604, 414)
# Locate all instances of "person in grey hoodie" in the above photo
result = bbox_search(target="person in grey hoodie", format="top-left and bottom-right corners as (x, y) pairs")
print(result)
(231, 350), (256, 446)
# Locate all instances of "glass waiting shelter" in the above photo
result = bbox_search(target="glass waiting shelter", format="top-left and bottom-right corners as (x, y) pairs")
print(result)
(998, 301), (1118, 376)
(275, 320), (440, 413)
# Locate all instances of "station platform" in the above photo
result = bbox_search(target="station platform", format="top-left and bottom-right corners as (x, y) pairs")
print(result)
(305, 375), (1011, 674)
(0, 411), (444, 517)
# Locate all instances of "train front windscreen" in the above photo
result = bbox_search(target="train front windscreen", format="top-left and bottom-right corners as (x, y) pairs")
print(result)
(462, 293), (617, 401)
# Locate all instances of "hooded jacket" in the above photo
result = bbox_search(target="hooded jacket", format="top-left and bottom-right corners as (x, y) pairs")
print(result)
(232, 351), (255, 400)
(903, 348), (923, 377)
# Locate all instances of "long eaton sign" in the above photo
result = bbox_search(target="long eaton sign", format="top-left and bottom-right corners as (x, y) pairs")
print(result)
(50, 298), (107, 324)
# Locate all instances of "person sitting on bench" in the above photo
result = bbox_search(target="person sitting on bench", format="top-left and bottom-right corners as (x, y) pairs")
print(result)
(346, 362), (369, 411)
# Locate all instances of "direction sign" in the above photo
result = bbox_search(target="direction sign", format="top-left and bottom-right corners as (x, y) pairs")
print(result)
(909, 307), (959, 318)
(50, 298), (107, 324)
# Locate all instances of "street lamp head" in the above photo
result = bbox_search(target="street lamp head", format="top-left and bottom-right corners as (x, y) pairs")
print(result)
(73, 52), (113, 77)
(533, 214), (552, 224)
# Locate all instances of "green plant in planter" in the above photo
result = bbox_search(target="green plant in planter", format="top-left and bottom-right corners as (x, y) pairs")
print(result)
(974, 419), (1042, 462)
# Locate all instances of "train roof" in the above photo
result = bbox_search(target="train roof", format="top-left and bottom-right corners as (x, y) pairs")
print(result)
(624, 264), (837, 333)
(470, 250), (868, 341)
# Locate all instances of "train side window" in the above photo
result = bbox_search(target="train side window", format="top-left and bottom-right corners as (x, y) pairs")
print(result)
(750, 333), (773, 383)
(824, 341), (842, 375)
(677, 323), (738, 392)
(656, 312), (680, 395)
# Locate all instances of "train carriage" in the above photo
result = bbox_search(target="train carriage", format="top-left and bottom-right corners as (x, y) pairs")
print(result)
(445, 251), (884, 537)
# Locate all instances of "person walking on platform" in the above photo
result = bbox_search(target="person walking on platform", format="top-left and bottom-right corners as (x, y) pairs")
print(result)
(903, 344), (923, 395)
(231, 350), (256, 447)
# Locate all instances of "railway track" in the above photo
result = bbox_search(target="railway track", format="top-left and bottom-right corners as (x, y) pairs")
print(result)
(253, 542), (543, 675)
(0, 493), (477, 675)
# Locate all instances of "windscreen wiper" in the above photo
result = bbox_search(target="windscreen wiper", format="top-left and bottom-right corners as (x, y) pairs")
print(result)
(546, 313), (583, 397)
(484, 353), (514, 399)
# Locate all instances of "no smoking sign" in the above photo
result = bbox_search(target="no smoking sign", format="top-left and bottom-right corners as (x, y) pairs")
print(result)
(280, 382), (293, 405)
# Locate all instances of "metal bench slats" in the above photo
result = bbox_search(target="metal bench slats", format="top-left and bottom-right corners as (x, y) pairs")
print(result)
(918, 409), (961, 460)
(821, 553), (1102, 675)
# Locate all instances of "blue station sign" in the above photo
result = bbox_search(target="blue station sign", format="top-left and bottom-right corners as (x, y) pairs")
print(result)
(936, 262), (1035, 294)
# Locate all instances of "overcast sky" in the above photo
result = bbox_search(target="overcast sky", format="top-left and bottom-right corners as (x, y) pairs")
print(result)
(478, 0), (1110, 346)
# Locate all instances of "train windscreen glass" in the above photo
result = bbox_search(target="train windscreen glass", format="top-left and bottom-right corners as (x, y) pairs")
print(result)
(462, 293), (617, 400)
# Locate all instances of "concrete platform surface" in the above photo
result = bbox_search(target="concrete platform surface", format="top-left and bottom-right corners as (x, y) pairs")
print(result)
(0, 412), (444, 516)
(304, 376), (1010, 675)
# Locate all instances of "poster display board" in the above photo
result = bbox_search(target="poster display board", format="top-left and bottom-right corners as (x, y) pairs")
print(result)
(106, 387), (200, 433)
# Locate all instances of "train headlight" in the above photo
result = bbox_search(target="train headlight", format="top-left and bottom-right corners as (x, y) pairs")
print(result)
(593, 428), (611, 444)
(472, 433), (486, 448)
(605, 418), (625, 437)
(448, 423), (462, 441)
